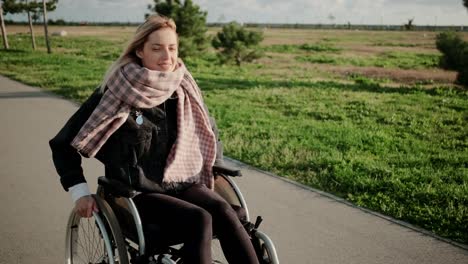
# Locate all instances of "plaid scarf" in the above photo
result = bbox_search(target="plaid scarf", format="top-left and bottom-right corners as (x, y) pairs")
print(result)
(71, 61), (217, 188)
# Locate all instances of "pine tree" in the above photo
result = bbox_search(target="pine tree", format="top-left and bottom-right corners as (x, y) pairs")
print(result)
(436, 32), (468, 86)
(212, 22), (264, 66)
(147, 0), (208, 58)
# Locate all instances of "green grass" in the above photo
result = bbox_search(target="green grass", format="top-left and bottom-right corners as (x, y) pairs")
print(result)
(297, 51), (440, 69)
(261, 42), (440, 70)
(203, 80), (468, 243)
(372, 41), (420, 47)
(1, 33), (467, 244)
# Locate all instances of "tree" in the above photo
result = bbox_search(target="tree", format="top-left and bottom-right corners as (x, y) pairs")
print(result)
(0, 2), (8, 49)
(147, 0), (208, 58)
(31, 10), (38, 23)
(464, 0), (468, 9)
(2, 0), (57, 51)
(41, 0), (51, 53)
(25, 1), (36, 49)
(212, 22), (264, 66)
(436, 31), (468, 86)
(404, 18), (414, 30)
(3, 0), (34, 49)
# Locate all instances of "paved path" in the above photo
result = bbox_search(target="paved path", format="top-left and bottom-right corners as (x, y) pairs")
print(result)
(0, 75), (467, 263)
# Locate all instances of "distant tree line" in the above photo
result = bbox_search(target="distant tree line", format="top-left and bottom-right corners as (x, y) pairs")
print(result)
(4, 20), (468, 32)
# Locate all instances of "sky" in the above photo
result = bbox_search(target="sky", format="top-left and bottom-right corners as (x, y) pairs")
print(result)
(5, 0), (468, 26)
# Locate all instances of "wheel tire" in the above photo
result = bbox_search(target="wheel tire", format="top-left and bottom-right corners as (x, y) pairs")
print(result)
(65, 195), (129, 264)
(254, 231), (279, 264)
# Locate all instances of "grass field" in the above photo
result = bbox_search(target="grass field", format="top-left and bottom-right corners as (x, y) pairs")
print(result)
(1, 26), (467, 244)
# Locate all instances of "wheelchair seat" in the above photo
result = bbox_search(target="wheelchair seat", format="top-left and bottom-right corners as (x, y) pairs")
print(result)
(100, 177), (249, 245)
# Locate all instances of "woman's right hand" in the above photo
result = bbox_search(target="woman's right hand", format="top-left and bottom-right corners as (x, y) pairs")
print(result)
(74, 195), (99, 218)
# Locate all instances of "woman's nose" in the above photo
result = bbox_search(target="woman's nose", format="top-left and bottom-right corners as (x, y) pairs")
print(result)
(161, 48), (171, 59)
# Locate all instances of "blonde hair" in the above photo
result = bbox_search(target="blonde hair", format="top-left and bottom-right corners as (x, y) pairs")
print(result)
(100, 14), (177, 91)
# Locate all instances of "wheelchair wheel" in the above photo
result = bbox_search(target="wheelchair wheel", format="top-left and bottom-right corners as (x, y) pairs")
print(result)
(253, 231), (279, 264)
(65, 195), (129, 264)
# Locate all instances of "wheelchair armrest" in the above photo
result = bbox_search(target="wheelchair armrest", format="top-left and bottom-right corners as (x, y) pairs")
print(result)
(213, 164), (242, 177)
(98, 176), (137, 198)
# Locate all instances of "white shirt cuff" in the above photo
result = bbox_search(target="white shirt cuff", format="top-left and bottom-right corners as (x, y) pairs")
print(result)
(69, 183), (91, 203)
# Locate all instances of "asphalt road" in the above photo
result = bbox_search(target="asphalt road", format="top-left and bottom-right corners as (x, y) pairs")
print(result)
(0, 75), (467, 263)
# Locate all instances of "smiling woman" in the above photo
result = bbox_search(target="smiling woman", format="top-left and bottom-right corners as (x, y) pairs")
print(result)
(49, 14), (262, 264)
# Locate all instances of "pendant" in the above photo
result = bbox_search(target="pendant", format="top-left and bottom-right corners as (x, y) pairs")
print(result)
(135, 111), (143, 125)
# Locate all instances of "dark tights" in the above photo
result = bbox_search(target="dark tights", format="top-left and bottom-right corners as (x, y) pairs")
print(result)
(133, 184), (259, 264)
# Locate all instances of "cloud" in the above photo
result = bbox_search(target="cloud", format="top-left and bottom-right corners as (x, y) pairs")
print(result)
(96, 0), (146, 7)
(196, 0), (468, 25)
(7, 0), (467, 25)
(383, 0), (462, 6)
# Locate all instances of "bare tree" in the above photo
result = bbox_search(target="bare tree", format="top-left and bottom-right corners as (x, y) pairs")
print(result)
(404, 18), (415, 30)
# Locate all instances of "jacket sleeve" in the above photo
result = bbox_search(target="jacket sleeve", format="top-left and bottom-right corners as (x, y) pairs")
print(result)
(49, 88), (102, 191)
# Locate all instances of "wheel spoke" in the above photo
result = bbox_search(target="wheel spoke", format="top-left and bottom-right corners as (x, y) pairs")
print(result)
(73, 217), (107, 264)
(90, 218), (102, 262)
(67, 198), (128, 264)
(75, 220), (89, 262)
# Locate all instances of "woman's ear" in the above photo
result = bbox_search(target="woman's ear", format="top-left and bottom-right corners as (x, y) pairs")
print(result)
(136, 49), (143, 59)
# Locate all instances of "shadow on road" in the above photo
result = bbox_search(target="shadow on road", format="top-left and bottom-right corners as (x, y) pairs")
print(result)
(0, 91), (55, 99)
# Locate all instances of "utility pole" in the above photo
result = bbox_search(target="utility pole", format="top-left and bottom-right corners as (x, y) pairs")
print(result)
(42, 0), (51, 53)
(0, 3), (9, 50)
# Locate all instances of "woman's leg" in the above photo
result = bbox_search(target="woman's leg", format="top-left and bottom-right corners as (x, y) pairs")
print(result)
(177, 184), (260, 264)
(133, 193), (212, 264)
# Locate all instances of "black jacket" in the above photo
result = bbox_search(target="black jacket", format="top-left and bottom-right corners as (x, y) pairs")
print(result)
(49, 88), (222, 193)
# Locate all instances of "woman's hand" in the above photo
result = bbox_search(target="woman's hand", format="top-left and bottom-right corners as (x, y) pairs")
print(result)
(74, 195), (99, 218)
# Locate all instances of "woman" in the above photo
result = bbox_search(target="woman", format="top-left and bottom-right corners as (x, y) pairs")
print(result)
(49, 14), (259, 264)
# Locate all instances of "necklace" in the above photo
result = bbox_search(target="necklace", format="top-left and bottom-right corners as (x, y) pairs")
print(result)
(135, 110), (143, 125)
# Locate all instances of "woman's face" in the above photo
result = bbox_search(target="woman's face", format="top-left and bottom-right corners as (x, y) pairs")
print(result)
(137, 27), (178, 72)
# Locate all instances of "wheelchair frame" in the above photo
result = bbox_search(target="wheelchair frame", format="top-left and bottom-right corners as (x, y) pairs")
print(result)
(65, 165), (279, 264)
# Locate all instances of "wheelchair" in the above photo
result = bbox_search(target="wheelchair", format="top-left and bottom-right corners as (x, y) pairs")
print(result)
(65, 164), (279, 264)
